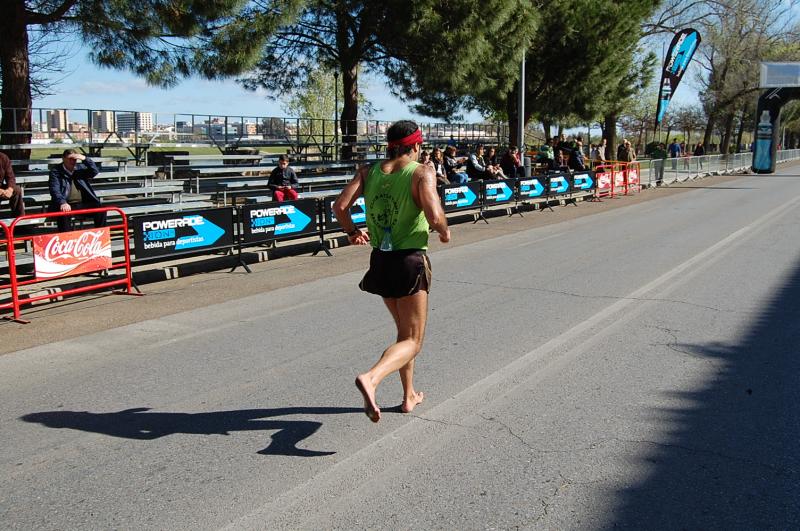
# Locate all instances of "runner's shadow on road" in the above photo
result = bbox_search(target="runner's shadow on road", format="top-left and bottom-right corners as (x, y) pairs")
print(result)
(20, 406), (362, 457)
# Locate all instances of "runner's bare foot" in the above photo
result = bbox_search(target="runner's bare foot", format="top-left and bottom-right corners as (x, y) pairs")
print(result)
(401, 391), (424, 413)
(355, 374), (380, 423)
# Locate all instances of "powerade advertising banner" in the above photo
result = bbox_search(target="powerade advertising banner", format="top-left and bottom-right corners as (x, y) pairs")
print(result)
(548, 173), (572, 195)
(572, 171), (595, 192)
(655, 28), (701, 127)
(441, 182), (481, 212)
(325, 196), (366, 230)
(483, 179), (515, 206)
(518, 177), (547, 199)
(133, 207), (235, 260)
(241, 199), (318, 244)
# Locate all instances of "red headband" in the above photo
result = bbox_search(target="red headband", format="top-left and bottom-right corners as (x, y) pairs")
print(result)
(387, 129), (423, 148)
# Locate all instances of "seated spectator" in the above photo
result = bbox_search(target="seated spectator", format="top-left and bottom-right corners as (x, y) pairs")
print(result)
(537, 142), (555, 164)
(549, 149), (570, 172)
(0, 152), (25, 218)
(569, 139), (587, 171)
(444, 146), (469, 184)
(500, 146), (524, 179)
(269, 154), (299, 202)
(467, 144), (503, 180)
(48, 149), (105, 232)
(431, 148), (449, 185)
(485, 146), (499, 166)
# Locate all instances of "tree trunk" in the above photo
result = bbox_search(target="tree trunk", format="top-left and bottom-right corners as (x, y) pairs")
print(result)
(720, 112), (735, 155)
(702, 109), (716, 154)
(542, 119), (552, 142)
(735, 106), (747, 153)
(0, 1), (32, 161)
(339, 64), (359, 161)
(506, 86), (519, 147)
(604, 113), (617, 162)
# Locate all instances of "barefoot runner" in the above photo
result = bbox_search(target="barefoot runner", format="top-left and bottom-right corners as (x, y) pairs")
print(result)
(333, 120), (451, 423)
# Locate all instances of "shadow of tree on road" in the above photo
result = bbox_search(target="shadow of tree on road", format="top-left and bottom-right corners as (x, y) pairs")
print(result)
(20, 406), (363, 457)
(607, 258), (800, 528)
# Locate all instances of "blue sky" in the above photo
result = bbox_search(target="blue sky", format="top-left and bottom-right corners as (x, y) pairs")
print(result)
(34, 52), (483, 124)
(34, 37), (704, 126)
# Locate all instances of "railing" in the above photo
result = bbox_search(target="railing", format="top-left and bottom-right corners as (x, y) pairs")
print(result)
(628, 149), (800, 186)
(0, 107), (511, 159)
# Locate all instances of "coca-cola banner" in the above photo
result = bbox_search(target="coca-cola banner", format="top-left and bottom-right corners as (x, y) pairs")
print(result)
(33, 228), (112, 279)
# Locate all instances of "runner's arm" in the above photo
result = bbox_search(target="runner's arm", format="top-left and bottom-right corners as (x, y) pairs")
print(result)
(333, 165), (370, 245)
(415, 164), (450, 243)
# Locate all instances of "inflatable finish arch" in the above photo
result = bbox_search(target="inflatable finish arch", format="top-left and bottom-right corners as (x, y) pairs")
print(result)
(752, 64), (800, 174)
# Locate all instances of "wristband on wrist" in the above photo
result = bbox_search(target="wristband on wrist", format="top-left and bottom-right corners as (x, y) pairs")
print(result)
(346, 228), (358, 237)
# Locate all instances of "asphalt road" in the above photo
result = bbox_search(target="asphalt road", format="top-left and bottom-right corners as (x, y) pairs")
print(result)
(2, 167), (799, 530)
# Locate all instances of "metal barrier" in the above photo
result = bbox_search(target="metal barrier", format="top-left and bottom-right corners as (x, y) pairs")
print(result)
(0, 220), (12, 313)
(5, 207), (138, 323)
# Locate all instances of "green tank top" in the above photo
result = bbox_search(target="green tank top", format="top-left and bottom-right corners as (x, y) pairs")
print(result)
(364, 160), (429, 251)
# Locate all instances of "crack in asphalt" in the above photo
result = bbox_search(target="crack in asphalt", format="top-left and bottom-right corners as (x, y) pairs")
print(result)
(647, 325), (708, 359)
(438, 278), (728, 312)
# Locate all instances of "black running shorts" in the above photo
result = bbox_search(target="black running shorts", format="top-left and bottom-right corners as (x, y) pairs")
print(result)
(359, 249), (431, 299)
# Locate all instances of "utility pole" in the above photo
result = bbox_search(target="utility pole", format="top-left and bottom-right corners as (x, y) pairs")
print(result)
(517, 51), (525, 149)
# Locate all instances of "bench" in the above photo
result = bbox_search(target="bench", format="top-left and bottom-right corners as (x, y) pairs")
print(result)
(14, 166), (158, 189)
(162, 154), (266, 180)
(22, 185), (185, 206)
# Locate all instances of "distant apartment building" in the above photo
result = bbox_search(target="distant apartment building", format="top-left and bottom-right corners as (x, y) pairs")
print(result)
(46, 110), (67, 132)
(91, 111), (116, 132)
(235, 122), (258, 136)
(116, 112), (154, 133)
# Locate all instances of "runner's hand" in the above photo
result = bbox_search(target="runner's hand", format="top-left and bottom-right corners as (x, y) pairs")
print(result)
(439, 228), (450, 243)
(348, 228), (370, 245)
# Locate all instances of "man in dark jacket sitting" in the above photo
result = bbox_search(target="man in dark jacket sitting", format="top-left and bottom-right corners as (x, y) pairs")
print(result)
(268, 154), (299, 202)
(49, 149), (106, 232)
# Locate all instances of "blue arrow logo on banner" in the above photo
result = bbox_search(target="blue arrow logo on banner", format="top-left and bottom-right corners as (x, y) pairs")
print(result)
(574, 174), (594, 190)
(175, 215), (225, 250)
(520, 179), (544, 197)
(458, 186), (477, 207)
(551, 176), (569, 194)
(487, 182), (513, 201)
(275, 207), (312, 236)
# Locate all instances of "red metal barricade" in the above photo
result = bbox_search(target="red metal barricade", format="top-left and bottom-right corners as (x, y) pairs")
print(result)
(593, 164), (615, 199)
(0, 220), (12, 313)
(624, 161), (642, 194)
(595, 161), (641, 198)
(5, 207), (139, 323)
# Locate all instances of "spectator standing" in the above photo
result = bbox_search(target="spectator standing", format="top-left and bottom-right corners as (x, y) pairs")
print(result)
(617, 139), (636, 163)
(444, 146), (468, 184)
(48, 149), (105, 232)
(668, 138), (681, 169)
(0, 152), (25, 218)
(693, 141), (705, 169)
(651, 142), (667, 185)
(269, 155), (299, 202)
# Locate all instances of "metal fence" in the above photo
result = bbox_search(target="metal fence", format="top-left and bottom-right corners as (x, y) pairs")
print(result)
(631, 149), (800, 186)
(0, 107), (510, 153)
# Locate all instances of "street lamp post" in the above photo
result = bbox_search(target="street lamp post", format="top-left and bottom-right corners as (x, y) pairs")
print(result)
(334, 72), (339, 161)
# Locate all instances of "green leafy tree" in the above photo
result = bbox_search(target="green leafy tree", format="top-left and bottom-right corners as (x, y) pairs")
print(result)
(0, 0), (251, 157)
